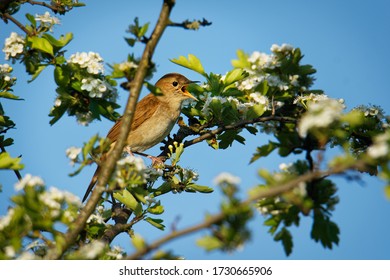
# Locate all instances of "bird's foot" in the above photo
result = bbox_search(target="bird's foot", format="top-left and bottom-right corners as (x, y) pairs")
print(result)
(148, 155), (166, 169)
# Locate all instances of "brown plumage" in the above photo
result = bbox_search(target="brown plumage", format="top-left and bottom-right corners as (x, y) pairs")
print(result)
(82, 73), (197, 202)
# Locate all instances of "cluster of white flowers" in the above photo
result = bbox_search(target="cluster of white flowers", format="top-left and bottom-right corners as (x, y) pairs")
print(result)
(248, 51), (280, 70)
(182, 168), (199, 182)
(213, 172), (241, 185)
(35, 11), (60, 31)
(0, 63), (13, 81)
(86, 205), (106, 224)
(78, 240), (106, 259)
(238, 73), (289, 92)
(68, 51), (104, 74)
(0, 208), (14, 231)
(294, 93), (343, 108)
(14, 173), (44, 191)
(200, 93), (269, 117)
(297, 98), (345, 138)
(66, 146), (82, 166)
(270, 43), (294, 53)
(115, 155), (148, 187)
(39, 187), (81, 218)
(106, 246), (125, 259)
(367, 131), (390, 159)
(80, 77), (110, 98)
(3, 32), (25, 60)
(258, 197), (282, 216)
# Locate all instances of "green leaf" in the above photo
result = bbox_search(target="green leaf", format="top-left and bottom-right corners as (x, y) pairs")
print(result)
(170, 54), (205, 75)
(231, 49), (250, 68)
(250, 141), (278, 163)
(224, 68), (247, 86)
(0, 152), (24, 170)
(246, 104), (266, 119)
(82, 134), (99, 159)
(54, 66), (70, 87)
(114, 190), (143, 216)
(274, 227), (293, 256)
(27, 36), (54, 56)
(311, 212), (340, 249)
(147, 203), (164, 215)
(196, 235), (223, 251)
(0, 91), (22, 100)
(42, 33), (73, 48)
(28, 65), (47, 82)
(187, 184), (214, 193)
(131, 234), (146, 250)
(145, 217), (165, 231)
(49, 103), (67, 125)
(25, 13), (36, 27)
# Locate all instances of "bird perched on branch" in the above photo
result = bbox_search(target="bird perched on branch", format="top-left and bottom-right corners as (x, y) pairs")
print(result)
(83, 73), (198, 202)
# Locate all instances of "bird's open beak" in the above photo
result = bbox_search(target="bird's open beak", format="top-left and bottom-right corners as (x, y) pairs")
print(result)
(182, 80), (199, 101)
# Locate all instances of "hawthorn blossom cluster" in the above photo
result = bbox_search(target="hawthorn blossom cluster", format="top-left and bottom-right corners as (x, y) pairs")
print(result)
(237, 44), (298, 92)
(213, 172), (241, 186)
(68, 51), (105, 75)
(115, 155), (149, 188)
(367, 131), (390, 159)
(297, 97), (346, 138)
(3, 32), (25, 60)
(200, 93), (269, 117)
(0, 63), (15, 87)
(39, 186), (81, 219)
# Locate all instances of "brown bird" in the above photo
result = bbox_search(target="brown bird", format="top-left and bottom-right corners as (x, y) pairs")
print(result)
(82, 73), (198, 202)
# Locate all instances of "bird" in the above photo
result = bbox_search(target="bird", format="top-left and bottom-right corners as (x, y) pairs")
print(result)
(82, 73), (198, 202)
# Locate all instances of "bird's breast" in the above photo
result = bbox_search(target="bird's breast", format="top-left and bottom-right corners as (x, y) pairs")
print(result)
(127, 105), (180, 152)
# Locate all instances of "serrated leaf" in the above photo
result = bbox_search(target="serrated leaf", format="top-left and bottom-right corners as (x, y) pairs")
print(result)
(274, 227), (293, 256)
(145, 217), (165, 230)
(170, 54), (205, 75)
(196, 235), (223, 251)
(250, 141), (278, 163)
(28, 36), (54, 56)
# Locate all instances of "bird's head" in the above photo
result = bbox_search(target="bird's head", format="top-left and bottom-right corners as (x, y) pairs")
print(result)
(155, 73), (198, 103)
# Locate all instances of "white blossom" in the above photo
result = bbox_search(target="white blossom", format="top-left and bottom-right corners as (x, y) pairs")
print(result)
(367, 131), (390, 159)
(79, 240), (106, 259)
(0, 208), (14, 231)
(87, 213), (106, 224)
(271, 43), (294, 53)
(213, 172), (241, 185)
(118, 61), (138, 71)
(297, 98), (345, 138)
(75, 111), (93, 126)
(68, 51), (104, 74)
(14, 174), (44, 191)
(35, 11), (60, 31)
(3, 32), (25, 60)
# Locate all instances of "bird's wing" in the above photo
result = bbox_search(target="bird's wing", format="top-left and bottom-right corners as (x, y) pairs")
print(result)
(106, 93), (160, 142)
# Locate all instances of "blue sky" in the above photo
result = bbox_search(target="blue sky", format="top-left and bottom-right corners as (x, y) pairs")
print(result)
(1, 0), (390, 259)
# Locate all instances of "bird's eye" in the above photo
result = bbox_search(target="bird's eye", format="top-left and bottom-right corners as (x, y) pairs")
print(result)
(172, 81), (178, 87)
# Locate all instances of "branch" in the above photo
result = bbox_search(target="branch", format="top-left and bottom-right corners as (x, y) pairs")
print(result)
(126, 162), (361, 259)
(1, 13), (33, 35)
(168, 18), (212, 30)
(44, 0), (176, 259)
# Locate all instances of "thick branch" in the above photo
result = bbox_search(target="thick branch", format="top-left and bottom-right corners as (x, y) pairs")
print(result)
(45, 0), (176, 260)
(127, 162), (361, 259)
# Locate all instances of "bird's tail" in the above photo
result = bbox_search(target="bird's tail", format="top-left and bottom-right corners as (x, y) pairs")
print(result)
(82, 166), (100, 202)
